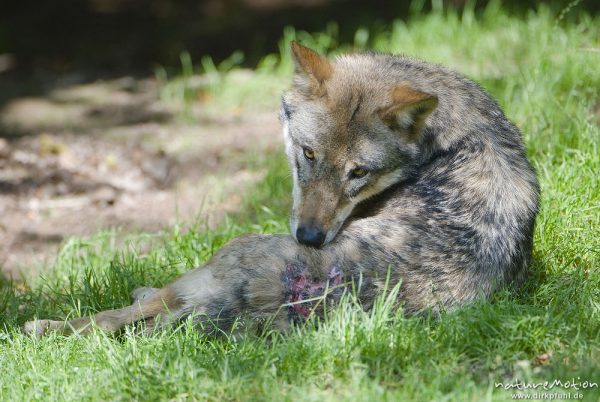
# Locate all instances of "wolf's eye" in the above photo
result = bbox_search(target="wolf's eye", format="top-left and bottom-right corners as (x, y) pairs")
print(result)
(303, 147), (315, 160)
(350, 167), (368, 179)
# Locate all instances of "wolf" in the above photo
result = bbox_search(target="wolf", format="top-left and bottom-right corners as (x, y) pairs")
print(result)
(23, 42), (539, 336)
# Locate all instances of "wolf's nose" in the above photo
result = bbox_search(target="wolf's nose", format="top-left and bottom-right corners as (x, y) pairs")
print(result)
(296, 226), (326, 248)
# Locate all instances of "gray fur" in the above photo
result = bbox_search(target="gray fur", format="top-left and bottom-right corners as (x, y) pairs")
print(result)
(23, 46), (539, 336)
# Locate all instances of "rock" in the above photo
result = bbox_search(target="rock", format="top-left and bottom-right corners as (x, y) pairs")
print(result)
(0, 138), (10, 158)
(92, 186), (118, 205)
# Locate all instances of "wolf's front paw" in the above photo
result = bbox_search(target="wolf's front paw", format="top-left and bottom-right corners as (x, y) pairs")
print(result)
(22, 319), (60, 337)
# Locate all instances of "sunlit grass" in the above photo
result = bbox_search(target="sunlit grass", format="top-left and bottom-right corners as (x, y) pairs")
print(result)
(1, 3), (599, 401)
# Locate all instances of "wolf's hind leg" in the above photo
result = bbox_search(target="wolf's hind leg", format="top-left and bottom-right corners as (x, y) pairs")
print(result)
(23, 286), (182, 337)
(23, 234), (346, 337)
(169, 234), (346, 332)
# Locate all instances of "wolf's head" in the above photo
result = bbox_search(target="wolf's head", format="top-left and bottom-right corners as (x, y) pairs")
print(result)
(281, 42), (438, 247)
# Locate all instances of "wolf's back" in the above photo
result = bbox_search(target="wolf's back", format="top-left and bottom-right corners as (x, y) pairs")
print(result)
(335, 53), (540, 311)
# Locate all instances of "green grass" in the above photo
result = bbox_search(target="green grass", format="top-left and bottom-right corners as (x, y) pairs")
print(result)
(1, 3), (599, 401)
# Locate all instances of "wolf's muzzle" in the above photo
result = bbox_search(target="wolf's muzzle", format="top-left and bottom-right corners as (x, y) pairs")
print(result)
(296, 226), (326, 248)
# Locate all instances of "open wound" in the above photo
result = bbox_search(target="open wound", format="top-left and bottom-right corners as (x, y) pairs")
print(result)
(283, 263), (344, 322)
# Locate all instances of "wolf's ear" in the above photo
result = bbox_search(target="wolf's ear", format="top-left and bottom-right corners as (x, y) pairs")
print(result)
(290, 41), (332, 96)
(379, 83), (438, 140)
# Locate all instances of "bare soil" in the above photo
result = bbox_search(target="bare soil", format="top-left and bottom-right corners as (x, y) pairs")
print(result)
(0, 77), (282, 278)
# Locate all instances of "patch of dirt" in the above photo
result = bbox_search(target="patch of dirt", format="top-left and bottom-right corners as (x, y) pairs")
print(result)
(0, 77), (283, 278)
